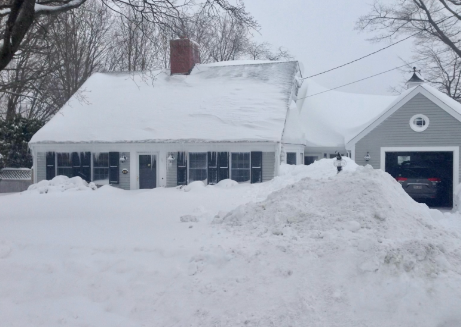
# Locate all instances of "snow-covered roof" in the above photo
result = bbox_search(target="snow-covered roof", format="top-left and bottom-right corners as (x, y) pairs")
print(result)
(283, 80), (397, 147)
(30, 61), (299, 144)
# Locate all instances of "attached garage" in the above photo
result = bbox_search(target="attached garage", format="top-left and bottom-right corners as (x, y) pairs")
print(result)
(381, 148), (457, 207)
(346, 82), (461, 210)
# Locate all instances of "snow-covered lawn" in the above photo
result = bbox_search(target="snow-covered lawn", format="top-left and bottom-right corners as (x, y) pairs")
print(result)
(1, 160), (461, 327)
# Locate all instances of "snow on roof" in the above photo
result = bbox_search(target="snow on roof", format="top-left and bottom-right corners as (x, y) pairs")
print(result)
(418, 83), (461, 115)
(30, 61), (298, 144)
(283, 80), (397, 147)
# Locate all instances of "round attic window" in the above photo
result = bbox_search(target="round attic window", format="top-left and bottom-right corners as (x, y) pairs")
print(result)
(409, 114), (429, 132)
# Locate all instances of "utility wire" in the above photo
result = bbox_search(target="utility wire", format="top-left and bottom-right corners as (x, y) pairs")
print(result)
(297, 58), (427, 100)
(301, 32), (421, 80)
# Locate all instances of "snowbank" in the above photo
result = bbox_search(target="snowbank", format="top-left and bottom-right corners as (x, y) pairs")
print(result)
(215, 165), (461, 325)
(26, 175), (97, 194)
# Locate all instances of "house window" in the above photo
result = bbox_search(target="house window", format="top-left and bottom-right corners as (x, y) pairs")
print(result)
(57, 153), (72, 177)
(93, 153), (109, 183)
(231, 152), (250, 182)
(286, 152), (297, 165)
(304, 156), (318, 165)
(189, 153), (207, 182)
(410, 114), (429, 132)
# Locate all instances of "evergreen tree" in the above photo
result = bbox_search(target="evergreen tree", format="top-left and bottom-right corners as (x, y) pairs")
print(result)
(0, 117), (43, 169)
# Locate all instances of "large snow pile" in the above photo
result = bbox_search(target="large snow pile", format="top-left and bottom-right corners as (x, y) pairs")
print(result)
(26, 175), (97, 194)
(214, 165), (461, 326)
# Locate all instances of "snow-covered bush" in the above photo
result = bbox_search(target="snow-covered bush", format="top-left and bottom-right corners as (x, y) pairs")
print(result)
(26, 175), (97, 194)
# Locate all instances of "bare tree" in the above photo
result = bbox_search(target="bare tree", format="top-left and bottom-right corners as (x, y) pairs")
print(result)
(415, 42), (461, 100)
(357, 0), (461, 57)
(357, 0), (461, 100)
(0, 0), (257, 71)
(0, 17), (55, 121)
(246, 41), (293, 61)
(45, 0), (112, 107)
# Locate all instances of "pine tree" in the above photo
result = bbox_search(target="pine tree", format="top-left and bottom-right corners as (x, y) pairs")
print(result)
(0, 117), (43, 169)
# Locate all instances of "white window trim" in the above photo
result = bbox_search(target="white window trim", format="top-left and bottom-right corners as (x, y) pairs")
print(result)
(188, 152), (208, 184)
(380, 146), (459, 199)
(409, 114), (429, 132)
(230, 152), (251, 183)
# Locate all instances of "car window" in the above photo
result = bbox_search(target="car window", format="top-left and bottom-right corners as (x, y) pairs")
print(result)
(399, 167), (435, 178)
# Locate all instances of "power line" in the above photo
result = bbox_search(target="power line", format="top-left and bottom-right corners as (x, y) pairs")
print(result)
(297, 58), (427, 100)
(301, 32), (421, 80)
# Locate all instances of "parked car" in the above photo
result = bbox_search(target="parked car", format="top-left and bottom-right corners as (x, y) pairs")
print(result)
(395, 162), (443, 201)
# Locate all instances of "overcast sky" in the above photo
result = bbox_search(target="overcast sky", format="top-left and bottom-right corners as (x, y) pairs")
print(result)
(245, 0), (415, 95)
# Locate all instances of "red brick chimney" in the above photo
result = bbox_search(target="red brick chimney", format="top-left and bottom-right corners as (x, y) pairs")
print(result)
(170, 38), (200, 75)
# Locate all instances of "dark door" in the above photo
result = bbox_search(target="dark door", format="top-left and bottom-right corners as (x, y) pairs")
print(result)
(139, 155), (156, 189)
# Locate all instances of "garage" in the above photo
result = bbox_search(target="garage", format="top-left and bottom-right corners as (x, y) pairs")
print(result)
(384, 151), (454, 208)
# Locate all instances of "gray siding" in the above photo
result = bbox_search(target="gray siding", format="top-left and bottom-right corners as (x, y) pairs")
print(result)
(356, 93), (461, 181)
(166, 152), (178, 187)
(262, 152), (275, 182)
(114, 152), (130, 190)
(37, 152), (46, 182)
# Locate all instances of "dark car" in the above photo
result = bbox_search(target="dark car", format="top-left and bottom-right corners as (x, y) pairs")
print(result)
(395, 162), (443, 201)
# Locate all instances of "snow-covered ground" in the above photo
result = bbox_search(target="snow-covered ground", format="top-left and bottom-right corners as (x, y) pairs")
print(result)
(1, 159), (461, 327)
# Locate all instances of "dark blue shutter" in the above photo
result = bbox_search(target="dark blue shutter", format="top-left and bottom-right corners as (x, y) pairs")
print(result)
(177, 152), (187, 185)
(72, 152), (80, 178)
(207, 152), (218, 185)
(251, 152), (263, 183)
(81, 152), (91, 182)
(217, 152), (229, 182)
(109, 152), (119, 184)
(46, 152), (55, 180)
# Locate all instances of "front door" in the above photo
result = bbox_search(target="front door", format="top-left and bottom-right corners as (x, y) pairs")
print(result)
(139, 155), (156, 189)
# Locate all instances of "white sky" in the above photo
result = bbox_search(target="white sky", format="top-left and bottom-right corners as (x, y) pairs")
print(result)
(245, 0), (415, 95)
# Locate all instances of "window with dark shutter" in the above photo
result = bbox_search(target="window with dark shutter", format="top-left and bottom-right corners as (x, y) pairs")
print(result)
(109, 152), (119, 184)
(189, 153), (207, 183)
(57, 153), (73, 177)
(207, 152), (218, 185)
(231, 152), (250, 182)
(251, 152), (263, 183)
(93, 153), (109, 184)
(286, 152), (297, 165)
(217, 152), (229, 182)
(177, 152), (187, 185)
(46, 152), (56, 180)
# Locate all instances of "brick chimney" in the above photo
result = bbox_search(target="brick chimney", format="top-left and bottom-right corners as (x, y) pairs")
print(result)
(170, 38), (200, 75)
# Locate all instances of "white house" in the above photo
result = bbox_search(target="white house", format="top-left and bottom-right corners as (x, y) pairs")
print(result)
(30, 37), (461, 207)
(29, 38), (305, 190)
